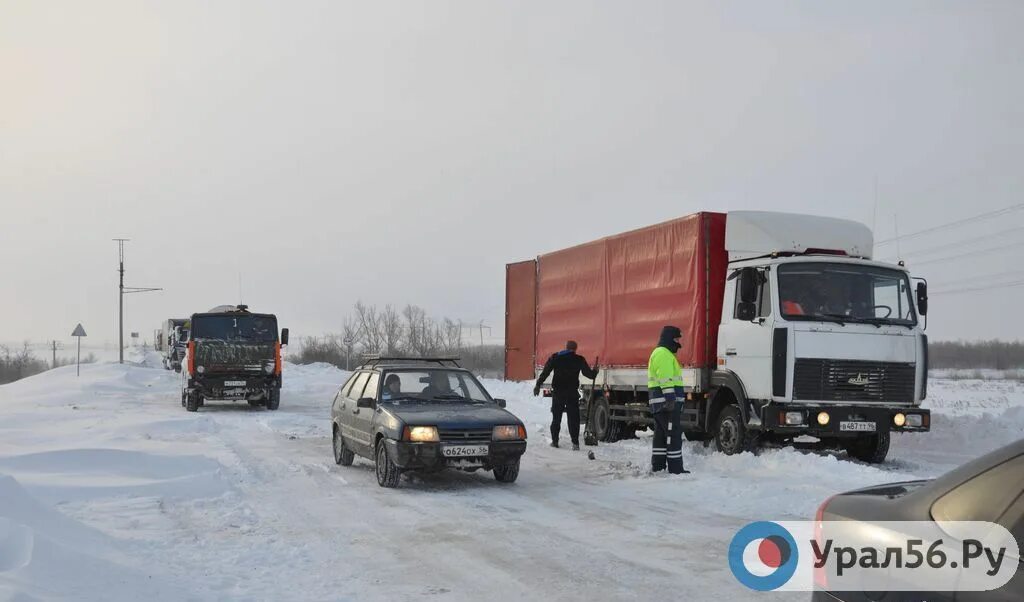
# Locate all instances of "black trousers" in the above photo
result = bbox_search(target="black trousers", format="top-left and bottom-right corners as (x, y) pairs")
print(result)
(652, 403), (685, 473)
(550, 389), (581, 445)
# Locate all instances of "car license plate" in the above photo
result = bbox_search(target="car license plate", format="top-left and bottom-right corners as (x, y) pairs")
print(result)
(442, 444), (489, 457)
(224, 380), (246, 387)
(839, 421), (876, 432)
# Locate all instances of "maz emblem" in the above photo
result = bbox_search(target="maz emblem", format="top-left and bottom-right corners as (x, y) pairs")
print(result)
(847, 373), (870, 386)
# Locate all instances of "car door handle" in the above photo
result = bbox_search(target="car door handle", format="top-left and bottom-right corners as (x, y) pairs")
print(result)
(725, 348), (737, 356)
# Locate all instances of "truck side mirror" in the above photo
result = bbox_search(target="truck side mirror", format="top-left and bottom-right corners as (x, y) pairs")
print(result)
(736, 302), (757, 322)
(281, 328), (289, 345)
(738, 267), (759, 304)
(916, 282), (928, 316)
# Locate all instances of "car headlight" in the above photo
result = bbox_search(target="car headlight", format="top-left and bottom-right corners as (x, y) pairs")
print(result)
(404, 426), (439, 442)
(492, 425), (526, 440)
(816, 411), (830, 426)
(196, 365), (205, 374)
(893, 412), (906, 427)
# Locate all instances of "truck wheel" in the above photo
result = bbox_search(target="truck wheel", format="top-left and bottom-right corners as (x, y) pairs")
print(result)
(590, 396), (621, 443)
(493, 459), (520, 483)
(714, 405), (752, 455)
(266, 389), (280, 411)
(185, 391), (200, 413)
(846, 432), (890, 464)
(375, 440), (401, 488)
(333, 426), (355, 466)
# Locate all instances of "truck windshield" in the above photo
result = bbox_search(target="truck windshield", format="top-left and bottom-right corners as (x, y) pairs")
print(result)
(777, 262), (917, 326)
(379, 369), (492, 403)
(191, 316), (278, 342)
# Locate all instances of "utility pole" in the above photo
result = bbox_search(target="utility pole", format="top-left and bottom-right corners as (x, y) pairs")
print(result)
(50, 340), (63, 368)
(113, 239), (162, 364)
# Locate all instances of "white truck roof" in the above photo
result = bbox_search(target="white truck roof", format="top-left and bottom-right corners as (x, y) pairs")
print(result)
(725, 211), (873, 261)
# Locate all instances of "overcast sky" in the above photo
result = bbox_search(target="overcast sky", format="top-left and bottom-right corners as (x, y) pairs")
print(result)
(2, 1), (1023, 348)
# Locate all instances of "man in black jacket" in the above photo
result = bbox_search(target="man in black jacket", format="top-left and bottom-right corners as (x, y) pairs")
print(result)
(533, 340), (599, 450)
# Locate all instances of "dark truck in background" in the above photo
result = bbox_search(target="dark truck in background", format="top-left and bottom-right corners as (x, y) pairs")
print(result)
(181, 305), (289, 412)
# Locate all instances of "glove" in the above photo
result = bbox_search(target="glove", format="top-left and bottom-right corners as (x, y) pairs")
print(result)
(533, 386), (540, 397)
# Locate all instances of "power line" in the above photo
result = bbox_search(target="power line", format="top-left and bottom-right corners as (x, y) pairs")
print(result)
(876, 225), (1024, 261)
(906, 239), (1024, 267)
(931, 279), (1024, 296)
(929, 269), (1024, 289)
(875, 203), (1024, 246)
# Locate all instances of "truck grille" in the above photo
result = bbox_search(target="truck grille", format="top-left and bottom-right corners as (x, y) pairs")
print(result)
(793, 359), (915, 403)
(438, 428), (492, 444)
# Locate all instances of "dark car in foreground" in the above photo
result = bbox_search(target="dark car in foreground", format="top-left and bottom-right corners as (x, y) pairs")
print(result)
(330, 358), (527, 488)
(814, 439), (1024, 601)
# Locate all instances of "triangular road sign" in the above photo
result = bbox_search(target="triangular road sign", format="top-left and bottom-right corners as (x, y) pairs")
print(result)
(71, 324), (87, 337)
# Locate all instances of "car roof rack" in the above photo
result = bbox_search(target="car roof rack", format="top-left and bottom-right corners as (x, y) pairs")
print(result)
(357, 356), (462, 369)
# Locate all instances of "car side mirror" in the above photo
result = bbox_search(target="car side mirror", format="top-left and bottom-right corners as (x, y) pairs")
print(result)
(494, 398), (507, 408)
(736, 301), (757, 322)
(356, 397), (375, 409)
(916, 282), (928, 316)
(281, 328), (289, 345)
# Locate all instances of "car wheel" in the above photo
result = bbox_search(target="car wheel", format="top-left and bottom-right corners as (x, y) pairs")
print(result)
(375, 439), (401, 488)
(846, 432), (890, 464)
(493, 459), (520, 483)
(715, 405), (752, 455)
(186, 391), (200, 413)
(266, 389), (280, 411)
(333, 426), (354, 466)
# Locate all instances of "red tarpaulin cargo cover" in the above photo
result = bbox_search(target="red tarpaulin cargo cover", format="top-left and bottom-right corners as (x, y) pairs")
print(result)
(534, 212), (727, 370)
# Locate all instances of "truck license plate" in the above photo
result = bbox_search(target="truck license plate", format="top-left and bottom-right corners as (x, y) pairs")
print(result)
(442, 444), (489, 457)
(224, 380), (246, 387)
(839, 421), (876, 432)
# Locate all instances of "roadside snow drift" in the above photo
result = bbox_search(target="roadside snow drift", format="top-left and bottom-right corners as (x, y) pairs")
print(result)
(0, 352), (1021, 601)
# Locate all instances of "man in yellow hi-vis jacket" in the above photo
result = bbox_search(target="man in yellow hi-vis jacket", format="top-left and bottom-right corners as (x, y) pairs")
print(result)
(647, 326), (690, 474)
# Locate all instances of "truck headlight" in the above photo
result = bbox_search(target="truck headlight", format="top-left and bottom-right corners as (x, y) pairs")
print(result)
(784, 411), (805, 426)
(893, 413), (906, 427)
(493, 425), (526, 440)
(196, 365), (205, 374)
(905, 414), (923, 427)
(817, 411), (830, 426)
(404, 426), (439, 442)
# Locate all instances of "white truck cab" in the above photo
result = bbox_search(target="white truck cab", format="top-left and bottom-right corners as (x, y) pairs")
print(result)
(713, 212), (929, 462)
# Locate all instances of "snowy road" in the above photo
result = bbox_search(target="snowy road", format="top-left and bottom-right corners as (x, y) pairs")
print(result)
(1, 353), (1022, 601)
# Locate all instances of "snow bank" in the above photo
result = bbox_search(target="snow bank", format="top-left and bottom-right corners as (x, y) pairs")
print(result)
(0, 354), (1021, 601)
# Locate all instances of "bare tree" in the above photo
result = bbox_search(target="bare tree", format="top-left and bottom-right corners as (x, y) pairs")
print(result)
(354, 301), (384, 354)
(381, 305), (403, 356)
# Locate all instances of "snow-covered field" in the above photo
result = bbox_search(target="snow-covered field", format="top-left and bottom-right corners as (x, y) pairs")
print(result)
(1, 352), (1022, 601)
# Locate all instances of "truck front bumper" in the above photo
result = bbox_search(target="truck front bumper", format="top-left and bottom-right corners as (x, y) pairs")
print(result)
(761, 403), (930, 437)
(384, 439), (527, 471)
(188, 374), (281, 400)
